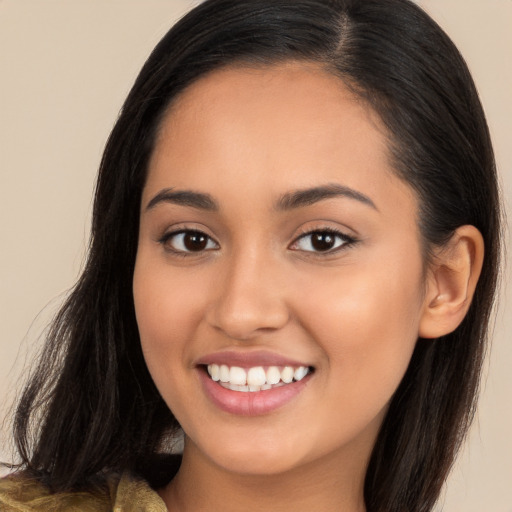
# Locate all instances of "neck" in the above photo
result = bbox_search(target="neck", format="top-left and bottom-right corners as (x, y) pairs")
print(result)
(159, 439), (368, 512)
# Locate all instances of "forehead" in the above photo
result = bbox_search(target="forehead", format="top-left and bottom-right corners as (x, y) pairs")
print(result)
(156, 61), (388, 159)
(145, 61), (415, 217)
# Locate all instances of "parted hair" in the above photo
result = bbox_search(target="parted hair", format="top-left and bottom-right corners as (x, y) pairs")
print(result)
(10, 1), (501, 511)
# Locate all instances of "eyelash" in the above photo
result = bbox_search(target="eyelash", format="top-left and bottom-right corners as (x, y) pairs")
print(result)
(158, 229), (219, 257)
(291, 228), (357, 254)
(158, 227), (357, 256)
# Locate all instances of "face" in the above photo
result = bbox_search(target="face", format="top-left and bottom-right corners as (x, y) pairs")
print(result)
(133, 62), (428, 477)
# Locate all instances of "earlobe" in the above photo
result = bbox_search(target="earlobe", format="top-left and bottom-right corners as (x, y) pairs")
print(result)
(419, 225), (484, 339)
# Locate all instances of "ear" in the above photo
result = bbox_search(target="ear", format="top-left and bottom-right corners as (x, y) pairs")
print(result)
(419, 225), (484, 339)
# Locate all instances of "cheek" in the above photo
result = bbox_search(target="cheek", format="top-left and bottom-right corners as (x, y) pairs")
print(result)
(132, 259), (205, 391)
(293, 256), (425, 407)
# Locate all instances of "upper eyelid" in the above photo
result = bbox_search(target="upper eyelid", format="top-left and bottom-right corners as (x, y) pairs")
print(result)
(158, 223), (217, 240)
(292, 227), (354, 242)
(160, 226), (350, 239)
(294, 228), (351, 239)
(295, 226), (349, 237)
(161, 229), (219, 243)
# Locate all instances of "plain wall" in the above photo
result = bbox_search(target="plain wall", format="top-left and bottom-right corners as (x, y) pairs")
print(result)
(1, 1), (510, 510)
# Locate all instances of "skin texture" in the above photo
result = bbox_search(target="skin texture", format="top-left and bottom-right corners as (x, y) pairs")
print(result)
(133, 62), (484, 512)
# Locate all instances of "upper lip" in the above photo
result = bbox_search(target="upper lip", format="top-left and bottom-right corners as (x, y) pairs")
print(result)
(195, 350), (312, 368)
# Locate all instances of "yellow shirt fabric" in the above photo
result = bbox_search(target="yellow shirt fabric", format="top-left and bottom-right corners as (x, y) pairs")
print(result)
(0, 471), (168, 511)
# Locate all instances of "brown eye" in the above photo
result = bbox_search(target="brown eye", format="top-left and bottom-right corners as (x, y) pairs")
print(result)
(291, 230), (354, 253)
(162, 230), (218, 253)
(183, 232), (208, 251)
(311, 232), (336, 251)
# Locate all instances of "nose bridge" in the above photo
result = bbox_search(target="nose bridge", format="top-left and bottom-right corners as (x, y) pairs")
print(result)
(207, 241), (289, 340)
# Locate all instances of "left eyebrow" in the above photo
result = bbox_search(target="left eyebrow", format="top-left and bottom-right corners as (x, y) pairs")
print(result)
(145, 188), (219, 212)
(275, 183), (378, 211)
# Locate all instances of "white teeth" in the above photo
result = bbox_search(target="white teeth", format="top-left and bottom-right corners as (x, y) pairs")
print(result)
(247, 367), (266, 386)
(294, 366), (309, 381)
(206, 363), (311, 391)
(229, 366), (247, 385)
(281, 366), (294, 384)
(266, 366), (281, 385)
(208, 364), (220, 381)
(219, 364), (230, 383)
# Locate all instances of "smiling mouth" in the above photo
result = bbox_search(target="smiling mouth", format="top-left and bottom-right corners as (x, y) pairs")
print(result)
(205, 364), (313, 392)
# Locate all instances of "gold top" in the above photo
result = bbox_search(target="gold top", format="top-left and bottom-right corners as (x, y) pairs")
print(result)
(0, 471), (168, 512)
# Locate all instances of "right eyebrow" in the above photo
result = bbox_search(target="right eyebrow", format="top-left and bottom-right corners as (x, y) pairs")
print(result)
(145, 188), (219, 212)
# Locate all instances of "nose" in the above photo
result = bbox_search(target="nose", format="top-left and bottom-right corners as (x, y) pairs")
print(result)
(206, 249), (290, 341)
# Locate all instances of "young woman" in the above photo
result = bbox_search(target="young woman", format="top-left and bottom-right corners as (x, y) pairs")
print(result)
(0, 0), (502, 511)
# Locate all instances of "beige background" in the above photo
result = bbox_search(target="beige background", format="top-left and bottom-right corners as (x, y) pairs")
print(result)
(0, 1), (510, 510)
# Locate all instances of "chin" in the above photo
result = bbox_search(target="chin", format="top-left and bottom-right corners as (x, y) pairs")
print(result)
(186, 429), (312, 476)
(214, 450), (306, 477)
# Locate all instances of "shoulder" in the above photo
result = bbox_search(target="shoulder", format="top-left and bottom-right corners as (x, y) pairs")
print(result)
(0, 470), (166, 511)
(0, 471), (112, 511)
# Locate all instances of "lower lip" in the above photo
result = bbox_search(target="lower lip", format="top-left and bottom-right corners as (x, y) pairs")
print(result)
(198, 369), (312, 416)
